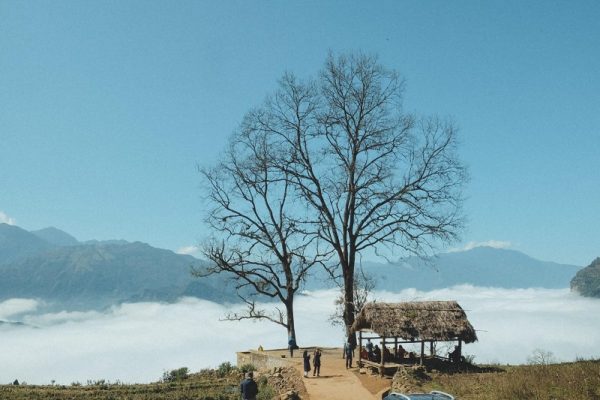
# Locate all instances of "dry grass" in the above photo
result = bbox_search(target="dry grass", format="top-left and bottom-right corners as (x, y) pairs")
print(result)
(0, 369), (275, 400)
(419, 360), (600, 400)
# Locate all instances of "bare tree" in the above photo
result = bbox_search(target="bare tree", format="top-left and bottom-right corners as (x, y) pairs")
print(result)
(196, 118), (329, 344)
(253, 53), (467, 338)
(200, 52), (466, 341)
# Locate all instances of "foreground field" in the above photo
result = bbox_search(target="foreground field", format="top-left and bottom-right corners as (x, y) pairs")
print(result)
(0, 368), (275, 400)
(415, 360), (600, 400)
(2, 359), (599, 400)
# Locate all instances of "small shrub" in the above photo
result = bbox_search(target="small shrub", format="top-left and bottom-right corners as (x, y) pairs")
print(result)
(257, 381), (276, 400)
(239, 363), (256, 374)
(527, 348), (556, 365)
(257, 375), (268, 386)
(463, 354), (476, 364)
(216, 362), (236, 377)
(162, 367), (189, 382)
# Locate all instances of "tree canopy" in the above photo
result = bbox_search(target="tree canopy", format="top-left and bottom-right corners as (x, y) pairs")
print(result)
(199, 52), (467, 339)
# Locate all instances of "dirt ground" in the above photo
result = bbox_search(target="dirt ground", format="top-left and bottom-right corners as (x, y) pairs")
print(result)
(266, 347), (391, 400)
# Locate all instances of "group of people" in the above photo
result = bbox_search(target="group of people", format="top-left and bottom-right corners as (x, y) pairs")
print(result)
(359, 339), (418, 364)
(288, 337), (323, 377)
(362, 339), (386, 362)
(241, 340), (466, 398)
(302, 348), (322, 377)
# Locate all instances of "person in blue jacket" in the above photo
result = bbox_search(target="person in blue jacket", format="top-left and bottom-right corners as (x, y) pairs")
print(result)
(288, 336), (297, 358)
(344, 339), (353, 368)
(240, 371), (258, 400)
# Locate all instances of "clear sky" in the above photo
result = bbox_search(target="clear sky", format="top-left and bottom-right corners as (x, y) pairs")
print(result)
(1, 1), (598, 266)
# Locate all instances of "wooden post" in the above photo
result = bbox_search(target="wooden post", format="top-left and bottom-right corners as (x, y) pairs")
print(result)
(420, 341), (425, 365)
(430, 341), (434, 356)
(358, 331), (363, 367)
(394, 337), (398, 358)
(380, 336), (385, 376)
(458, 339), (462, 360)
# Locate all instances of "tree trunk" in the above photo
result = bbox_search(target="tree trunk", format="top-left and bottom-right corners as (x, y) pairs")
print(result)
(286, 297), (297, 345)
(343, 259), (356, 344)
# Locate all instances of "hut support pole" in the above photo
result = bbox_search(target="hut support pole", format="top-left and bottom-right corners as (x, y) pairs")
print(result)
(430, 341), (434, 356)
(358, 331), (362, 367)
(380, 336), (385, 376)
(420, 341), (425, 365)
(394, 337), (398, 358)
(458, 339), (462, 360)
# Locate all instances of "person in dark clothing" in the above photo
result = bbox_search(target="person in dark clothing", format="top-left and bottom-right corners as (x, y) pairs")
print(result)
(240, 371), (258, 400)
(397, 344), (406, 361)
(344, 339), (353, 368)
(313, 348), (322, 377)
(373, 344), (381, 362)
(303, 350), (311, 377)
(288, 337), (296, 358)
(449, 345), (463, 363)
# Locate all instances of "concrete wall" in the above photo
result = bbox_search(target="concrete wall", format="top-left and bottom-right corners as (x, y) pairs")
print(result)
(237, 350), (291, 370)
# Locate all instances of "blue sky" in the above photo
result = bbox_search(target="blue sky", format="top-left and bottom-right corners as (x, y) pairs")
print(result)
(1, 1), (598, 266)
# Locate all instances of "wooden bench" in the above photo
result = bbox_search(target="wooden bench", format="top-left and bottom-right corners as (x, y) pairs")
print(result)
(358, 359), (404, 376)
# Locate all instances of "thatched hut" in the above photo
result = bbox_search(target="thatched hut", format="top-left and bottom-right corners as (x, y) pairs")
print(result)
(351, 301), (477, 373)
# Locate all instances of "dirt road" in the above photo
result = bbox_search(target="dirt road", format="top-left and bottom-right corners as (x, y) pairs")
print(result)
(285, 348), (388, 400)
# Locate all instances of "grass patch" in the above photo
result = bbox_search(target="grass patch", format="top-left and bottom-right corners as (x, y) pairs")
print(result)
(0, 366), (274, 400)
(420, 359), (600, 400)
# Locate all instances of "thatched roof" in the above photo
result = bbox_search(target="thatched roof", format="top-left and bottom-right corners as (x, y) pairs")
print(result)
(351, 301), (478, 343)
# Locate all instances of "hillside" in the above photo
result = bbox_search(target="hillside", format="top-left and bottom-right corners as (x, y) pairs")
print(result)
(570, 257), (600, 298)
(0, 224), (54, 264)
(0, 225), (237, 310)
(30, 227), (79, 247)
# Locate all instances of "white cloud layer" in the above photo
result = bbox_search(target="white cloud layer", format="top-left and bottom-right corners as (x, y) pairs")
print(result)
(1, 287), (599, 385)
(0, 298), (39, 319)
(176, 245), (199, 256)
(451, 240), (512, 252)
(0, 211), (16, 225)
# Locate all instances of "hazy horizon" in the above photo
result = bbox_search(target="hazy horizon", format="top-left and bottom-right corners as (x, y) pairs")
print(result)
(1, 286), (599, 385)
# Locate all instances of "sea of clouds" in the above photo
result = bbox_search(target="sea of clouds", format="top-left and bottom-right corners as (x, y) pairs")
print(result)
(1, 286), (599, 385)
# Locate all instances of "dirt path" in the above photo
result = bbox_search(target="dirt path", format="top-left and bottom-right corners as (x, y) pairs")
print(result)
(283, 348), (389, 400)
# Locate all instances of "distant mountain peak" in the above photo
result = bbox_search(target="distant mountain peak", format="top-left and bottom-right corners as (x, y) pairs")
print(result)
(31, 227), (79, 247)
(0, 224), (54, 264)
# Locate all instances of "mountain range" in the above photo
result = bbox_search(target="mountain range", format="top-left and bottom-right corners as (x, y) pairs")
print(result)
(0, 223), (236, 312)
(0, 223), (589, 313)
(359, 246), (581, 292)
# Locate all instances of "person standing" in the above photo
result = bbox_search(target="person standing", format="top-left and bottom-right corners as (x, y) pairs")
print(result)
(366, 339), (374, 361)
(345, 339), (353, 368)
(373, 344), (381, 363)
(288, 336), (296, 358)
(313, 348), (322, 377)
(303, 350), (311, 377)
(397, 344), (406, 361)
(240, 371), (259, 400)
